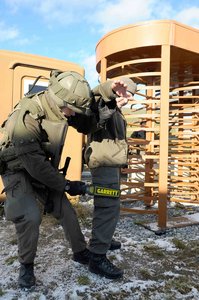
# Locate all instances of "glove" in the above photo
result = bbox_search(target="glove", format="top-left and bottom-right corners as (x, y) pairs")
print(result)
(65, 180), (86, 196)
(98, 99), (116, 127)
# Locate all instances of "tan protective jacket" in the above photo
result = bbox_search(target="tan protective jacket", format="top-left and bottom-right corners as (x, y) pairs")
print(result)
(0, 92), (68, 192)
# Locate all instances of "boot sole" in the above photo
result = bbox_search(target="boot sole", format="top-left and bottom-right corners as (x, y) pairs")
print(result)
(89, 265), (123, 279)
(18, 283), (36, 289)
(108, 246), (121, 251)
(73, 258), (89, 265)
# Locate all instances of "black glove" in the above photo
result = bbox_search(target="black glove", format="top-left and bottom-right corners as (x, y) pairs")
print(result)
(98, 99), (116, 127)
(65, 180), (86, 196)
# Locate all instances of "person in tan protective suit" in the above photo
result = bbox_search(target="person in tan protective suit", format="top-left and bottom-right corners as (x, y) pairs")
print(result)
(0, 70), (132, 288)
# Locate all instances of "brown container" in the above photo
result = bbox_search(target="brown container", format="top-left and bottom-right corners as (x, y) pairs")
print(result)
(0, 50), (84, 200)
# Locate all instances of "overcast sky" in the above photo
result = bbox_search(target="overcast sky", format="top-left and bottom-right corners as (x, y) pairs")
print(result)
(0, 0), (199, 87)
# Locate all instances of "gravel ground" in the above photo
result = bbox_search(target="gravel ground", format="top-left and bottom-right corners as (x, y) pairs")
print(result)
(0, 198), (199, 300)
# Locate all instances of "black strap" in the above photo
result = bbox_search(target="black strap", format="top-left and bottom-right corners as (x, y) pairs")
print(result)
(24, 75), (49, 96)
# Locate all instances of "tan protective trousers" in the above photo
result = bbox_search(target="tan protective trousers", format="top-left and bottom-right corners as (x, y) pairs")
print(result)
(2, 171), (86, 264)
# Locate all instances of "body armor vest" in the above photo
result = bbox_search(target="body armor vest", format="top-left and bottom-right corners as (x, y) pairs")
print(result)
(0, 92), (68, 173)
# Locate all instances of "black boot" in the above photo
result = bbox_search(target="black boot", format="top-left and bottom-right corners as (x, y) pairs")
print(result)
(18, 263), (36, 288)
(89, 253), (123, 279)
(73, 248), (90, 265)
(109, 239), (121, 251)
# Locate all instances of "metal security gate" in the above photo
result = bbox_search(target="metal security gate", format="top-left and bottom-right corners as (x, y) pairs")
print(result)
(95, 20), (199, 230)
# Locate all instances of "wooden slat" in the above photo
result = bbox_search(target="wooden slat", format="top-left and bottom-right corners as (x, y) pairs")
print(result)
(170, 198), (199, 204)
(169, 176), (199, 181)
(120, 206), (158, 214)
(120, 195), (158, 201)
(169, 191), (198, 195)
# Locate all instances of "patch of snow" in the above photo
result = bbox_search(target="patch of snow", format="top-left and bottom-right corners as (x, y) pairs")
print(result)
(1, 203), (199, 299)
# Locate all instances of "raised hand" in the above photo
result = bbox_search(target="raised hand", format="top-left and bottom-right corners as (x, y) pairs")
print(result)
(111, 80), (133, 109)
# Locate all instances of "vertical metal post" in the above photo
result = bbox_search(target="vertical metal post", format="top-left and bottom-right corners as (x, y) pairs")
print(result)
(158, 45), (170, 229)
(100, 58), (107, 83)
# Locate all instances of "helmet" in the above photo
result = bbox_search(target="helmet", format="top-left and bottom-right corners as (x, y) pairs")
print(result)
(48, 70), (93, 114)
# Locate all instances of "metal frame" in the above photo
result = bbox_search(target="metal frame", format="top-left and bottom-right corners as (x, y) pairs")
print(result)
(95, 20), (199, 230)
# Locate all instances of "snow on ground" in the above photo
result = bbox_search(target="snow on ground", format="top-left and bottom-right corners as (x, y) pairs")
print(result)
(0, 200), (199, 300)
